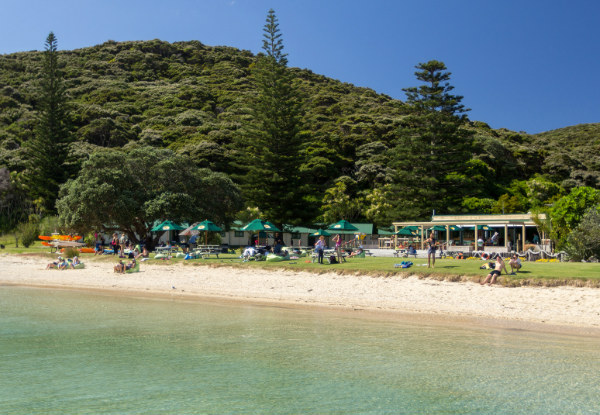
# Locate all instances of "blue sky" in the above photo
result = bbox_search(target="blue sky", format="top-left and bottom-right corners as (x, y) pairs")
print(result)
(1, 0), (598, 134)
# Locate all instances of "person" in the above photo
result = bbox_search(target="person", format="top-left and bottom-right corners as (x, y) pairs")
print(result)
(348, 247), (364, 258)
(480, 256), (508, 285)
(509, 254), (522, 275)
(46, 256), (62, 269)
(58, 257), (69, 270)
(477, 237), (485, 250)
(243, 246), (257, 261)
(407, 245), (417, 258)
(332, 234), (346, 263)
(110, 233), (118, 255)
(119, 233), (127, 257)
(70, 256), (81, 269)
(315, 235), (325, 264)
(491, 232), (500, 245)
(125, 258), (136, 272)
(532, 234), (540, 245)
(425, 232), (437, 268)
(114, 260), (125, 273)
(273, 233), (283, 255)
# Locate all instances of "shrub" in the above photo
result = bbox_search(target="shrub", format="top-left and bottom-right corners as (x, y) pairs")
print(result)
(18, 221), (39, 248)
(63, 247), (79, 258)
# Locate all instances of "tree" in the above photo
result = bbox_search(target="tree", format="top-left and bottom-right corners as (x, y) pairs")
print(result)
(549, 186), (600, 248)
(0, 168), (32, 234)
(320, 177), (363, 224)
(389, 60), (474, 220)
(237, 9), (307, 227)
(56, 147), (243, 248)
(22, 32), (72, 213)
(565, 206), (600, 261)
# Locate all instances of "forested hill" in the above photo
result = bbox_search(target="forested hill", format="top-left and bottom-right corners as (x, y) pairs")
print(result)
(0, 39), (598, 224)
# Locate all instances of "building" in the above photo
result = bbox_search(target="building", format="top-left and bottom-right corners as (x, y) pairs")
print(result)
(392, 213), (546, 253)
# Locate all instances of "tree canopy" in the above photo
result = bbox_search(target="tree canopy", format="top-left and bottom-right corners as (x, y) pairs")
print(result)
(56, 146), (242, 246)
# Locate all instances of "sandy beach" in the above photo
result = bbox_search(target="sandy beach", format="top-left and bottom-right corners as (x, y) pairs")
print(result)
(2, 254), (600, 335)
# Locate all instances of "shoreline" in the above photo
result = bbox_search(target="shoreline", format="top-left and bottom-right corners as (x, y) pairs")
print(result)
(2, 254), (600, 337)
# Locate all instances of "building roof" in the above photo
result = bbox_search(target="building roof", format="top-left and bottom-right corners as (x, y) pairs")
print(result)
(393, 213), (544, 228)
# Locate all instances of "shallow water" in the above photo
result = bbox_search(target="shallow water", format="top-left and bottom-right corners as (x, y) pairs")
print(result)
(1, 286), (599, 414)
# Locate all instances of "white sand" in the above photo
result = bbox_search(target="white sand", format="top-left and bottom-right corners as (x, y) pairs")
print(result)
(2, 254), (600, 335)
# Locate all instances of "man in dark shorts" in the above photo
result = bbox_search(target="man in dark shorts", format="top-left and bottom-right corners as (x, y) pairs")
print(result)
(480, 256), (508, 285)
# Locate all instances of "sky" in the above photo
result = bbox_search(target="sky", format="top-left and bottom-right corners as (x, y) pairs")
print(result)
(1, 0), (598, 134)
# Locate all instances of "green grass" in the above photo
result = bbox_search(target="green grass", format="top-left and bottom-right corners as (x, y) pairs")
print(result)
(3, 237), (599, 287)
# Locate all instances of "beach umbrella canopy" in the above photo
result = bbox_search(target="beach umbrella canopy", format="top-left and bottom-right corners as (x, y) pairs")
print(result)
(477, 225), (490, 231)
(312, 228), (331, 237)
(193, 220), (222, 233)
(241, 219), (281, 246)
(327, 219), (359, 232)
(151, 220), (185, 245)
(428, 225), (447, 232)
(193, 220), (223, 245)
(151, 220), (185, 232)
(241, 219), (281, 232)
(396, 227), (416, 236)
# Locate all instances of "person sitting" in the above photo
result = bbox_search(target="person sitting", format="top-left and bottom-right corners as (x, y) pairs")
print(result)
(348, 247), (364, 258)
(243, 246), (257, 261)
(406, 245), (417, 258)
(480, 256), (508, 285)
(509, 254), (522, 275)
(70, 256), (81, 269)
(46, 257), (62, 269)
(125, 258), (136, 271)
(58, 257), (70, 270)
(114, 260), (125, 273)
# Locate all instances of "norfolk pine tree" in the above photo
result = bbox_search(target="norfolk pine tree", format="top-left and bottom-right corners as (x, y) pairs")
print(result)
(239, 9), (307, 227)
(389, 60), (474, 220)
(22, 32), (72, 213)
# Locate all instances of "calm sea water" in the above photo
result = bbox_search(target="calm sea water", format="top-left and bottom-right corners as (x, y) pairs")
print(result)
(1, 286), (599, 415)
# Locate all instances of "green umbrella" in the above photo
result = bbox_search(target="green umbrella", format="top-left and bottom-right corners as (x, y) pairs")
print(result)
(477, 225), (490, 231)
(428, 225), (447, 232)
(193, 219), (222, 246)
(327, 219), (359, 232)
(312, 228), (331, 237)
(151, 220), (185, 232)
(151, 220), (185, 245)
(396, 227), (416, 236)
(241, 219), (281, 246)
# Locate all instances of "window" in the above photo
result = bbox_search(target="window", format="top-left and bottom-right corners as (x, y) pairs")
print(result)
(234, 231), (244, 237)
(291, 232), (301, 239)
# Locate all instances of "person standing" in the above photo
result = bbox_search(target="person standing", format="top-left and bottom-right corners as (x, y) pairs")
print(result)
(332, 234), (346, 263)
(425, 232), (437, 268)
(315, 235), (325, 264)
(110, 233), (118, 255)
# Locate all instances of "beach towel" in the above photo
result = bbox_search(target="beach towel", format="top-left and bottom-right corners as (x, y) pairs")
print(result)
(394, 261), (413, 268)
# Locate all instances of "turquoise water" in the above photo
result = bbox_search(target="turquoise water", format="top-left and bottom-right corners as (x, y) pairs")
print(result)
(1, 287), (599, 414)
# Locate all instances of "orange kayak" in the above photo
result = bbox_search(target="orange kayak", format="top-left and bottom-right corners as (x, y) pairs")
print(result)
(79, 248), (95, 254)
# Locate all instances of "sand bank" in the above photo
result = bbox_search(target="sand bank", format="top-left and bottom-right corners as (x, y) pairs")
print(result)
(2, 254), (600, 335)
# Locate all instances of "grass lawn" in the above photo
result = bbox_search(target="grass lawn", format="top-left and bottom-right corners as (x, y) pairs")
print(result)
(2, 236), (599, 287)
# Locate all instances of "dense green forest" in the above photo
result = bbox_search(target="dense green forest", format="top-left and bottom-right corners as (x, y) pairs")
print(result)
(0, 27), (599, 253)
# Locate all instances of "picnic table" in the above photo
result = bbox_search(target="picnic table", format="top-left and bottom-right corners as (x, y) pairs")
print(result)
(193, 245), (221, 258)
(155, 246), (179, 254)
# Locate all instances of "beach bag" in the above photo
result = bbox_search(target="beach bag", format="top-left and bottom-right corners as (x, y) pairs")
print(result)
(328, 255), (338, 264)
